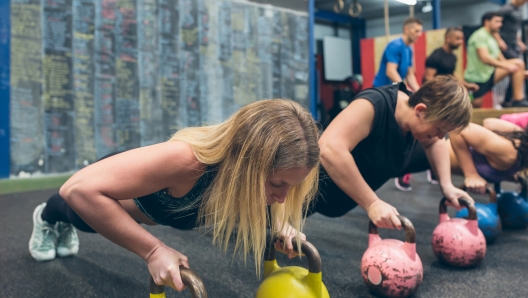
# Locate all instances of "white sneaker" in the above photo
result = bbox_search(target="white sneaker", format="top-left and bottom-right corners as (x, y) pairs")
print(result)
(29, 203), (57, 262)
(56, 222), (79, 257)
(427, 170), (439, 185)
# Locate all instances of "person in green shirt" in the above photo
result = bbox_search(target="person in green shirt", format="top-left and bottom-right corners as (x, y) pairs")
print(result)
(464, 11), (528, 108)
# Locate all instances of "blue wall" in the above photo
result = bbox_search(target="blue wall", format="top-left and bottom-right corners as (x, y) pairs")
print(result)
(0, 0), (10, 178)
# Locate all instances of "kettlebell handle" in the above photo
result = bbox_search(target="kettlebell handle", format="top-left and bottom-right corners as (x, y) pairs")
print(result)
(459, 184), (497, 203)
(264, 236), (322, 274)
(439, 197), (477, 220)
(149, 266), (208, 298)
(368, 215), (416, 243)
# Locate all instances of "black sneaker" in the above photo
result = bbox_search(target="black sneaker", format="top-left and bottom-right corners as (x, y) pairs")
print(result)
(395, 174), (412, 191)
(511, 99), (528, 107)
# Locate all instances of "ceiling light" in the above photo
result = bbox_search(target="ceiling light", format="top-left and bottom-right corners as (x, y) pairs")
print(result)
(394, 0), (417, 5)
(422, 1), (432, 13)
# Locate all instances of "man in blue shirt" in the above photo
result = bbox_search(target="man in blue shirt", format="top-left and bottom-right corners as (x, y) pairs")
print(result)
(373, 17), (423, 92)
(373, 17), (423, 192)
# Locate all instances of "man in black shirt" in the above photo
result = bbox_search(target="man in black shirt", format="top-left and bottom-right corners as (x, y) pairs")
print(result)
(424, 27), (479, 92)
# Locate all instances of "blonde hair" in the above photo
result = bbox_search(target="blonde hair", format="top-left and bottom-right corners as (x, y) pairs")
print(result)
(170, 99), (320, 274)
(409, 75), (472, 133)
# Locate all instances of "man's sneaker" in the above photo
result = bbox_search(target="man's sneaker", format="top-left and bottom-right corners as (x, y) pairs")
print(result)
(511, 99), (528, 107)
(56, 222), (79, 257)
(29, 203), (57, 262)
(395, 174), (412, 191)
(427, 170), (439, 185)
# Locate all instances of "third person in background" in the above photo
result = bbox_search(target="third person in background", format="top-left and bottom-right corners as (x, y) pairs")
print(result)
(373, 17), (423, 191)
(424, 27), (479, 92)
(494, 0), (527, 107)
(464, 11), (528, 108)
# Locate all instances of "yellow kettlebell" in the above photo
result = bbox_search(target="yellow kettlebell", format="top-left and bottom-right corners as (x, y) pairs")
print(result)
(149, 265), (208, 298)
(256, 237), (330, 298)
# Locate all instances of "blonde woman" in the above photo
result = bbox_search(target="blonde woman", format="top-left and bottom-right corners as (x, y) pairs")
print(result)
(28, 99), (320, 292)
(311, 76), (474, 229)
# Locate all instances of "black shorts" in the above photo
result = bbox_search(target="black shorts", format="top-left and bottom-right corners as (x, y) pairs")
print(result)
(471, 71), (495, 99)
(502, 44), (520, 60)
(308, 141), (430, 218)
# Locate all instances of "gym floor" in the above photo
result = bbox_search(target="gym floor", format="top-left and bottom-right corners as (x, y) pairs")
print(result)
(1, 173), (527, 298)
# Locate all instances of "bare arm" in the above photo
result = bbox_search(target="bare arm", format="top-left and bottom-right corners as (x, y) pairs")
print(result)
(424, 67), (437, 82)
(60, 141), (203, 290)
(448, 123), (515, 193)
(405, 66), (420, 91)
(423, 138), (473, 206)
(493, 32), (508, 51)
(518, 36), (526, 52)
(319, 99), (401, 229)
(477, 47), (509, 68)
(483, 118), (523, 133)
(386, 62), (404, 83)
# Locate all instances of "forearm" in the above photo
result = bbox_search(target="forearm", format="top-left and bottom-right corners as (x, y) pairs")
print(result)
(406, 73), (420, 91)
(60, 186), (163, 261)
(448, 133), (480, 177)
(386, 69), (403, 83)
(423, 139), (453, 189)
(482, 55), (508, 68)
(320, 147), (379, 210)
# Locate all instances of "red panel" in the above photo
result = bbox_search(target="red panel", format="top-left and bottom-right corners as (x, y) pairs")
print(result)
(414, 34), (426, 86)
(462, 42), (467, 70)
(482, 92), (493, 108)
(361, 38), (375, 89)
(316, 54), (334, 110)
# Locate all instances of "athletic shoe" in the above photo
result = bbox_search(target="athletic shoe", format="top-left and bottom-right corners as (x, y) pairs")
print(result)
(511, 99), (528, 107)
(395, 174), (412, 191)
(427, 170), (439, 185)
(29, 203), (57, 262)
(56, 222), (79, 257)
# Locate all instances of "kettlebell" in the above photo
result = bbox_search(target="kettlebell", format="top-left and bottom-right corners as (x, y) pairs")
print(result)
(361, 215), (423, 298)
(432, 198), (486, 268)
(255, 237), (330, 298)
(455, 185), (501, 243)
(495, 179), (528, 229)
(149, 265), (208, 298)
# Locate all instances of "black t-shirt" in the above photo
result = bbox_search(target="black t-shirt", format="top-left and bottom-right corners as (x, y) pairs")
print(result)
(499, 3), (522, 45)
(425, 47), (457, 77)
(313, 82), (427, 217)
(350, 82), (419, 191)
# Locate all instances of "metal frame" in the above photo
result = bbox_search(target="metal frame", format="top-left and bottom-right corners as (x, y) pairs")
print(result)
(432, 0), (441, 29)
(310, 9), (366, 119)
(0, 0), (10, 178)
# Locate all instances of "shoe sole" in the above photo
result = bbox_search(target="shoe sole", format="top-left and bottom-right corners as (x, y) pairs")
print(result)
(57, 246), (79, 257)
(29, 203), (56, 262)
(394, 179), (412, 191)
(427, 171), (439, 185)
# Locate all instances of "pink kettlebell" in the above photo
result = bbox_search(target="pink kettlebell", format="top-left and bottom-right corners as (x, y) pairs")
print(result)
(431, 198), (486, 268)
(361, 215), (423, 298)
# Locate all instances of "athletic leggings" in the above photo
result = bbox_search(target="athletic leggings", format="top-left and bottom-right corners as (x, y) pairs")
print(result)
(40, 151), (124, 233)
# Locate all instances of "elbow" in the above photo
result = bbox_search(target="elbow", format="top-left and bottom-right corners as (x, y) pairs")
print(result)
(319, 141), (340, 169)
(482, 118), (493, 130)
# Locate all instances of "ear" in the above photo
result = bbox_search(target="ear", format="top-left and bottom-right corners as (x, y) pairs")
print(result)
(414, 103), (427, 117)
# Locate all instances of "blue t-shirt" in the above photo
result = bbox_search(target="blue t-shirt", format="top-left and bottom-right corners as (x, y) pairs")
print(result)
(373, 38), (413, 87)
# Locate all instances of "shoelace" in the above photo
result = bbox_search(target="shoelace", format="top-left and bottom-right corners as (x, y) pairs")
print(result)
(58, 225), (75, 244)
(38, 226), (56, 250)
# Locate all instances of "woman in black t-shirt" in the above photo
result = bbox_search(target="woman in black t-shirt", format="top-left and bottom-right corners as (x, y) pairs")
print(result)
(311, 76), (474, 229)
